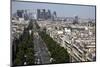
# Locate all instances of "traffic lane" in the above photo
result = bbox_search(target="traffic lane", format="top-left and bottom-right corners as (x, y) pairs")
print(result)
(34, 32), (51, 64)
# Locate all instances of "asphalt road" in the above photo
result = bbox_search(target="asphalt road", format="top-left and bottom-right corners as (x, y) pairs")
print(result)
(33, 31), (51, 64)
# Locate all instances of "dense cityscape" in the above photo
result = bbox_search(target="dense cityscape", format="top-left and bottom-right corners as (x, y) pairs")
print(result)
(11, 7), (96, 66)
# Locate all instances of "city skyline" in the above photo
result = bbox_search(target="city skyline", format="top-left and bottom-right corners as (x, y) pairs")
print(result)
(12, 1), (96, 19)
(11, 1), (96, 66)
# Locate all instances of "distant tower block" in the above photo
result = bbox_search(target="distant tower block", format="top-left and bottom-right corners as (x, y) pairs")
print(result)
(73, 16), (79, 24)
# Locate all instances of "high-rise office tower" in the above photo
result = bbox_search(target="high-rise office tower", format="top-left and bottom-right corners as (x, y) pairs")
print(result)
(17, 10), (23, 18)
(37, 9), (41, 20)
(52, 11), (57, 21)
(42, 9), (46, 20)
(46, 9), (51, 19)
(73, 16), (79, 24)
(24, 10), (29, 20)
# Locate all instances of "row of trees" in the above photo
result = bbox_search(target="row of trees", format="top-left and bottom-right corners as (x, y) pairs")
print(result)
(39, 31), (70, 63)
(12, 20), (35, 66)
(34, 21), (40, 29)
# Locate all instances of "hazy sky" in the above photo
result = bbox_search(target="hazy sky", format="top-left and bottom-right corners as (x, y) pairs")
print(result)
(12, 1), (95, 19)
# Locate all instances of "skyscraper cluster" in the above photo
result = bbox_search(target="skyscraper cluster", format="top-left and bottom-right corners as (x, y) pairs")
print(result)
(37, 9), (57, 20)
(13, 9), (57, 21)
(13, 10), (31, 20)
